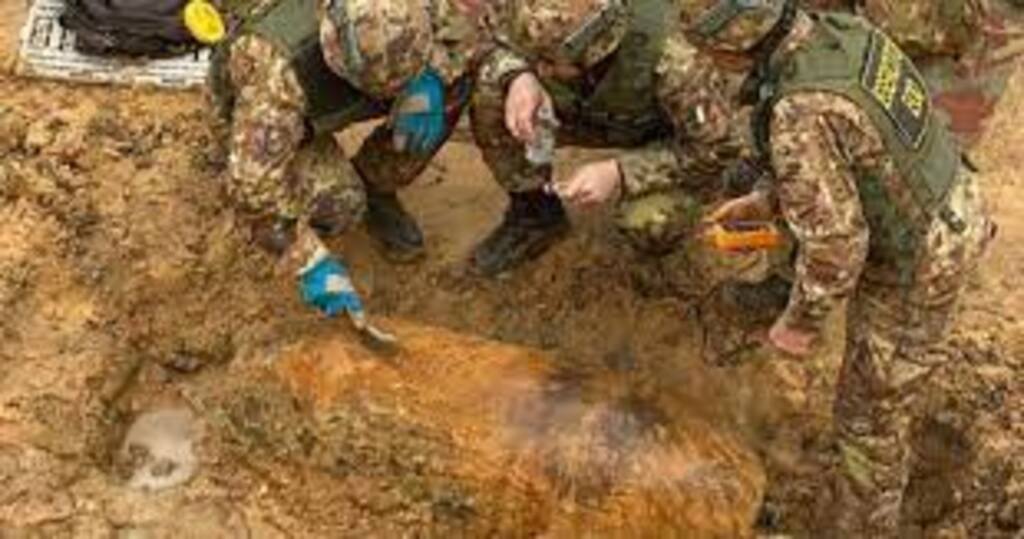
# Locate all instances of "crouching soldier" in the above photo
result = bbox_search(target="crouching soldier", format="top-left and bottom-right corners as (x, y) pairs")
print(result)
(208, 0), (484, 324)
(469, 0), (752, 276)
(471, 0), (676, 276)
(673, 0), (995, 535)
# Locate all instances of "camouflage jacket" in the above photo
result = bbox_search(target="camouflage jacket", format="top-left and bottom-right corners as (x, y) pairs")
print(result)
(759, 13), (991, 336)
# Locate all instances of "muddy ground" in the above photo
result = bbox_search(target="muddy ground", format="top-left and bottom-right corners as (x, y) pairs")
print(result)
(1, 4), (1023, 538)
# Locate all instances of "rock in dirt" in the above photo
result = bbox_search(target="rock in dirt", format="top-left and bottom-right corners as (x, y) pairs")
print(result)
(118, 407), (199, 491)
(0, 107), (27, 154)
(23, 120), (56, 153)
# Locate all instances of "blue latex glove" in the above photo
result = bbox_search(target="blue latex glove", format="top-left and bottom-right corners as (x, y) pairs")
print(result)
(392, 67), (446, 154)
(299, 254), (364, 318)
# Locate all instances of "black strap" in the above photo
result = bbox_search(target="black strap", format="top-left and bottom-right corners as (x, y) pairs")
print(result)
(291, 37), (387, 135)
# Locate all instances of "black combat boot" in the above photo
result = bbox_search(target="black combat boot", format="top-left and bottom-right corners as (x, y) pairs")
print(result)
(471, 189), (570, 276)
(365, 190), (425, 262)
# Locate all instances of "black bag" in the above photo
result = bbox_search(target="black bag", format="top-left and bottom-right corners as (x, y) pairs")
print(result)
(59, 0), (201, 58)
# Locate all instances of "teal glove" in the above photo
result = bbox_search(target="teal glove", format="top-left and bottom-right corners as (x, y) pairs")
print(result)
(299, 253), (364, 318)
(392, 67), (446, 154)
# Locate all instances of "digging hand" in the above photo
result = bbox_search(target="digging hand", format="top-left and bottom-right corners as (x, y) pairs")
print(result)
(298, 250), (398, 346)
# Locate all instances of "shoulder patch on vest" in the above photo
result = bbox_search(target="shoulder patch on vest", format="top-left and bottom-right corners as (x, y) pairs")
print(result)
(860, 30), (930, 149)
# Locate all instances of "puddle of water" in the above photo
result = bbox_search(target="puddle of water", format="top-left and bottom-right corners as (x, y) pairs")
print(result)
(120, 407), (198, 491)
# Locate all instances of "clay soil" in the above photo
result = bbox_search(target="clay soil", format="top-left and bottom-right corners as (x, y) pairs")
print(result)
(1, 5), (1022, 538)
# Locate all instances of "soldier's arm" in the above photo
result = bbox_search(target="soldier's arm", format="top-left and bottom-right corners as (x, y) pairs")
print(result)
(617, 142), (687, 198)
(769, 93), (870, 337)
(619, 35), (746, 200)
(226, 35), (310, 225)
(475, 43), (535, 93)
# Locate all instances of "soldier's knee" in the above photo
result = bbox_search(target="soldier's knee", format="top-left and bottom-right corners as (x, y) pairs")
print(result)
(308, 189), (365, 237)
(224, 160), (287, 219)
(249, 216), (298, 256)
(299, 139), (367, 236)
(226, 35), (283, 89)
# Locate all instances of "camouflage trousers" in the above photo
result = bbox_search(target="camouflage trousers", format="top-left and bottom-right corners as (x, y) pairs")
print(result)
(220, 35), (463, 248)
(825, 172), (994, 536)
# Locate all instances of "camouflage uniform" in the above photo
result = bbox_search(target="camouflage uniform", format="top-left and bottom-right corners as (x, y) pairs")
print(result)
(801, 0), (1024, 147)
(726, 11), (994, 536)
(211, 0), (482, 256)
(472, 0), (748, 260)
(608, 0), (1017, 256)
(613, 34), (751, 254)
(861, 0), (1023, 147)
(220, 33), (365, 245)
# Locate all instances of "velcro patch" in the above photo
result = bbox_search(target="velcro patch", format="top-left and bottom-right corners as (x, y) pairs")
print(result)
(860, 30), (930, 149)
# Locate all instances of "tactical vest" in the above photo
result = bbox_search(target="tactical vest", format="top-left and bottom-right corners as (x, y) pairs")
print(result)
(548, 0), (675, 144)
(209, 0), (386, 135)
(758, 13), (963, 277)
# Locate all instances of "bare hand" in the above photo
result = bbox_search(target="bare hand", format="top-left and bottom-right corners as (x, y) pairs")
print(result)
(768, 318), (815, 357)
(505, 72), (552, 143)
(558, 159), (623, 209)
(707, 190), (773, 224)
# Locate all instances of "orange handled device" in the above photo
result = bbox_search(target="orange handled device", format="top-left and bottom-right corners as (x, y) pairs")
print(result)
(702, 221), (783, 252)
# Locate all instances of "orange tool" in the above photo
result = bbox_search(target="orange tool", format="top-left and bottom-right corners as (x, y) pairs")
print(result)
(701, 221), (783, 252)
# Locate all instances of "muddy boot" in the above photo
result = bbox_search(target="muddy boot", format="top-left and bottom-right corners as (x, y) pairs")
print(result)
(472, 189), (569, 276)
(365, 190), (425, 262)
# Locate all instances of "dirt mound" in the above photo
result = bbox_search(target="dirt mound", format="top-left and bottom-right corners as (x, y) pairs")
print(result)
(0, 73), (766, 536)
(186, 325), (764, 537)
